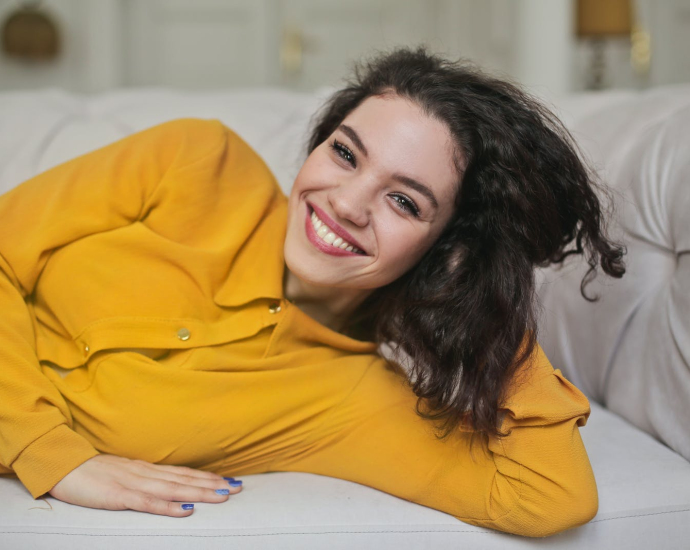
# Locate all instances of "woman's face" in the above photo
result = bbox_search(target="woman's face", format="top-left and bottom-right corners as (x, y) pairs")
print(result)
(284, 93), (459, 292)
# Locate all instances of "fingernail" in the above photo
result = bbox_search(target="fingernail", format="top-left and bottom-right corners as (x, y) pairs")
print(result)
(181, 503), (194, 510)
(215, 489), (230, 495)
(223, 477), (235, 482)
(229, 479), (242, 487)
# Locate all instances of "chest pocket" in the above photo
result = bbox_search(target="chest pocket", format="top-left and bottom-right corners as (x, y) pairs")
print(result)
(41, 348), (170, 379)
(40, 348), (183, 392)
(42, 346), (197, 396)
(101, 347), (196, 369)
(108, 347), (171, 361)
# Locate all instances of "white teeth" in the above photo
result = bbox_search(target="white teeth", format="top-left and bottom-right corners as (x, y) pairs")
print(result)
(309, 208), (364, 254)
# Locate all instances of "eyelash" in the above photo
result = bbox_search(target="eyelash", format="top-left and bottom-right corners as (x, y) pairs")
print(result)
(329, 138), (421, 218)
(330, 139), (356, 167)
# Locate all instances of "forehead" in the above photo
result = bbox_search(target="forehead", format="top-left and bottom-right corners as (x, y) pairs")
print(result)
(340, 94), (458, 203)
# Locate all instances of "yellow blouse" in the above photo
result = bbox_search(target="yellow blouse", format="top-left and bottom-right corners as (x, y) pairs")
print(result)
(0, 118), (597, 537)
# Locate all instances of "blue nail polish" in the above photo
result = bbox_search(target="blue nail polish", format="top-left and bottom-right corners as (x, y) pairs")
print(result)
(229, 479), (242, 487)
(181, 503), (194, 510)
(223, 477), (235, 482)
(215, 489), (230, 495)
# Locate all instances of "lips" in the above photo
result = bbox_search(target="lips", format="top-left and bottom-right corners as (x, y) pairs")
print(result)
(308, 202), (368, 254)
(304, 203), (369, 257)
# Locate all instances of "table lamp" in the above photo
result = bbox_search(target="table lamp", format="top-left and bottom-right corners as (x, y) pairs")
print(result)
(576, 0), (633, 89)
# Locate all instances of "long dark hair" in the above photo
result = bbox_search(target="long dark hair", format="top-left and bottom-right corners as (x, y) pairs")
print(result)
(306, 47), (626, 444)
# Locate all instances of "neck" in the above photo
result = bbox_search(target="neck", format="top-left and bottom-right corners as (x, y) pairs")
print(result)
(282, 264), (371, 333)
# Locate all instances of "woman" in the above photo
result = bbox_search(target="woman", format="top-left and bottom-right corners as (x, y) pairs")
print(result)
(0, 47), (624, 537)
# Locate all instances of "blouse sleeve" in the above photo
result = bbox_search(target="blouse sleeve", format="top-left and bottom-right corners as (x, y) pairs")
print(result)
(0, 118), (229, 498)
(271, 344), (598, 538)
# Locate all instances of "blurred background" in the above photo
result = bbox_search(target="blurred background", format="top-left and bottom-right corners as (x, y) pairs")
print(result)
(0, 0), (687, 98)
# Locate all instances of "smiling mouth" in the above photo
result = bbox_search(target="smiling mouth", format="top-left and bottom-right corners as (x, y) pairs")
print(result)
(310, 209), (365, 253)
(305, 205), (368, 256)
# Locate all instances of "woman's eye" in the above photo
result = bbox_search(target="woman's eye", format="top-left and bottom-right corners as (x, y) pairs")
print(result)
(330, 139), (356, 167)
(327, 139), (419, 218)
(391, 194), (420, 217)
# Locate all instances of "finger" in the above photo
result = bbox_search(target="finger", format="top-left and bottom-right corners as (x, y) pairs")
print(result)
(129, 475), (236, 503)
(127, 461), (243, 495)
(121, 489), (196, 517)
(129, 467), (242, 493)
(133, 460), (226, 481)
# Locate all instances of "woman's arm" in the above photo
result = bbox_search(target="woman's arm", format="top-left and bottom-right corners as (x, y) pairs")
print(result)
(0, 118), (228, 498)
(271, 344), (598, 538)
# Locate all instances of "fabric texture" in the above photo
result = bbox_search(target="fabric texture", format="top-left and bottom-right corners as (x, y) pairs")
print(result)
(536, 92), (690, 462)
(0, 118), (596, 537)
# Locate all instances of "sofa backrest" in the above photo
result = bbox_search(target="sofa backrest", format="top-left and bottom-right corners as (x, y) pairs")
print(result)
(537, 84), (690, 462)
(0, 87), (330, 198)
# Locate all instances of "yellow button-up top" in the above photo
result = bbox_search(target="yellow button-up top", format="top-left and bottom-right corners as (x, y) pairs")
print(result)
(0, 118), (597, 537)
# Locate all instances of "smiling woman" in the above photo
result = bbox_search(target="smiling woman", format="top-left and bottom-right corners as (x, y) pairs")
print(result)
(283, 93), (458, 330)
(297, 47), (626, 440)
(0, 47), (624, 537)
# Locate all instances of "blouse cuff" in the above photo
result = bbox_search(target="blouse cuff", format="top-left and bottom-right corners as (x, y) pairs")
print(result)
(10, 424), (100, 499)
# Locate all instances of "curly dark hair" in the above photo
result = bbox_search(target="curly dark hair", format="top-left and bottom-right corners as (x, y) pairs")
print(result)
(306, 46), (626, 445)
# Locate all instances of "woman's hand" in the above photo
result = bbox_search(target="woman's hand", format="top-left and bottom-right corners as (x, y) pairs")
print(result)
(48, 454), (242, 516)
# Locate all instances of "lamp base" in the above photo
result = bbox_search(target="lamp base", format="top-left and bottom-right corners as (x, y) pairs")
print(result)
(586, 38), (607, 90)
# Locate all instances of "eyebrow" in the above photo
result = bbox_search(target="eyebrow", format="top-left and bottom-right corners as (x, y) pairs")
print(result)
(338, 123), (439, 211)
(339, 124), (368, 157)
(392, 174), (439, 211)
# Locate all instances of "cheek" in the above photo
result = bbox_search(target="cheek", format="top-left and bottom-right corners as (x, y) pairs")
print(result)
(377, 223), (432, 269)
(289, 167), (307, 204)
(294, 150), (332, 184)
(289, 157), (327, 204)
(287, 162), (314, 222)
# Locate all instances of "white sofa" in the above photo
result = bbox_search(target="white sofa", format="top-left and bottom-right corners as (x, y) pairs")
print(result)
(1, 84), (689, 549)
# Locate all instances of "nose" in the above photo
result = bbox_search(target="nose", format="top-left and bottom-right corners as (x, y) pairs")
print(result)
(328, 178), (371, 228)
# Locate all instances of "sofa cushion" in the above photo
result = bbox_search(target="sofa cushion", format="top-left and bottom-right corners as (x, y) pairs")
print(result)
(536, 85), (690, 462)
(2, 400), (689, 549)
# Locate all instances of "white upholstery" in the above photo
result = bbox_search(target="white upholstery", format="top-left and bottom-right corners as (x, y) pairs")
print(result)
(0, 87), (329, 198)
(537, 86), (690, 462)
(1, 85), (689, 548)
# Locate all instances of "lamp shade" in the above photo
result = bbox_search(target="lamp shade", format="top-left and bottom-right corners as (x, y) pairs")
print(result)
(576, 0), (633, 37)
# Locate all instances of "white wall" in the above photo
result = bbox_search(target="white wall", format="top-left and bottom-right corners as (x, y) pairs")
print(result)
(513, 0), (574, 98)
(1, 0), (689, 94)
